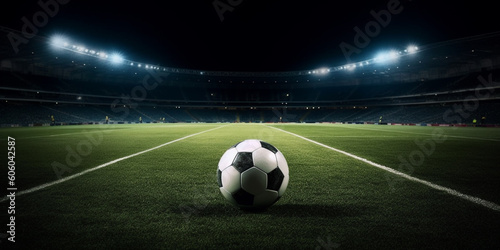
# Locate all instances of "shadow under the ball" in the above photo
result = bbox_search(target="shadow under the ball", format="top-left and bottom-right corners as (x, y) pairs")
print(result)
(192, 203), (366, 218)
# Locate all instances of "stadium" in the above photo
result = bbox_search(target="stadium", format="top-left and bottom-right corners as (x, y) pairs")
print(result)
(2, 32), (500, 126)
(1, 1), (500, 249)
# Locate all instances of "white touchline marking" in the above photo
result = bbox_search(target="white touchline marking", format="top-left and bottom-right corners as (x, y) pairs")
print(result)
(0, 125), (228, 202)
(269, 126), (500, 212)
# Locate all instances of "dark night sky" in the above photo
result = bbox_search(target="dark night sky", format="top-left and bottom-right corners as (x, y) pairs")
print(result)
(1, 0), (498, 72)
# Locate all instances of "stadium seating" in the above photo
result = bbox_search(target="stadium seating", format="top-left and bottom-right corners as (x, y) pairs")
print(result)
(1, 68), (500, 127)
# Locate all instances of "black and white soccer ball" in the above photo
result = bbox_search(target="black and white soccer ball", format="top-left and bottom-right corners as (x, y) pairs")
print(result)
(217, 139), (289, 210)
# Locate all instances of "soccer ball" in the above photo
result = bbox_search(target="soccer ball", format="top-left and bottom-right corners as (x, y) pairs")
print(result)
(217, 139), (289, 210)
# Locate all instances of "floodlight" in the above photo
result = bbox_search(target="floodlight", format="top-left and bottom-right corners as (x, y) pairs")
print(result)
(50, 35), (68, 48)
(375, 50), (400, 63)
(388, 50), (399, 60)
(406, 45), (418, 54)
(312, 68), (330, 75)
(374, 53), (386, 62)
(110, 53), (124, 64)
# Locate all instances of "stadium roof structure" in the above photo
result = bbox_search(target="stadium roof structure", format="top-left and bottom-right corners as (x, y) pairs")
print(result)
(1, 27), (500, 86)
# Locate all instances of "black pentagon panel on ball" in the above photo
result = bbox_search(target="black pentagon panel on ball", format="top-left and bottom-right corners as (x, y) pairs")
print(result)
(232, 189), (254, 206)
(217, 169), (223, 188)
(232, 152), (254, 172)
(267, 167), (285, 191)
(260, 141), (278, 154)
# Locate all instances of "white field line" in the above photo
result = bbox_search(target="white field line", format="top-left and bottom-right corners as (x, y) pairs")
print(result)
(0, 125), (227, 202)
(269, 126), (500, 212)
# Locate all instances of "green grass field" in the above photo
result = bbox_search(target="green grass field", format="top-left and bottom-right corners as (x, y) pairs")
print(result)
(1, 123), (499, 249)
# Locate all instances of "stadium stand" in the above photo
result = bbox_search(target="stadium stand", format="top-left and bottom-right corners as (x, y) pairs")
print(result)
(1, 32), (500, 127)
